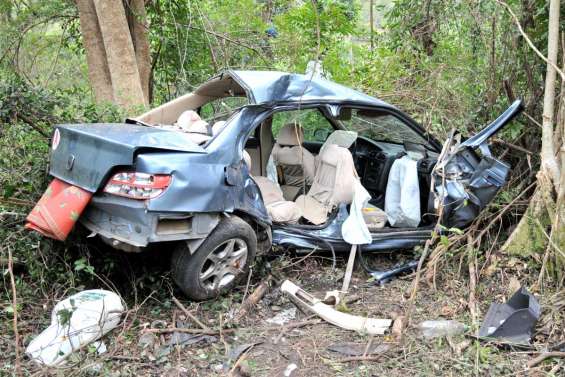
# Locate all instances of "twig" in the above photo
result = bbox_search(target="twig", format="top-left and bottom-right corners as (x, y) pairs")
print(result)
(15, 113), (50, 138)
(527, 352), (565, 368)
(0, 211), (26, 218)
(405, 236), (434, 322)
(235, 275), (271, 321)
(467, 236), (478, 322)
(335, 355), (385, 363)
(0, 197), (35, 207)
(363, 336), (374, 357)
(273, 315), (317, 344)
(142, 318), (322, 336)
(522, 111), (543, 128)
(491, 138), (533, 155)
(8, 246), (22, 377)
(240, 266), (253, 306)
(229, 345), (254, 376)
(495, 0), (565, 81)
(143, 327), (234, 335)
(172, 296), (211, 331)
(472, 181), (537, 246)
(107, 355), (142, 362)
(467, 235), (479, 377)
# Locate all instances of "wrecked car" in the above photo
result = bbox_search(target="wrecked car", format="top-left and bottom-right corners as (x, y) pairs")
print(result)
(26, 70), (523, 300)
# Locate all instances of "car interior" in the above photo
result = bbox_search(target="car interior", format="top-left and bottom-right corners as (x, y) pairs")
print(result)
(242, 106), (439, 230)
(134, 73), (440, 231)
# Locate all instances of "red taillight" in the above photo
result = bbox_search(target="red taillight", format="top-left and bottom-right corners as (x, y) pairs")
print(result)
(104, 172), (171, 200)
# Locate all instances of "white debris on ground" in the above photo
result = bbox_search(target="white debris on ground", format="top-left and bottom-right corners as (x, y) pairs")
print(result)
(25, 289), (124, 366)
(266, 307), (297, 326)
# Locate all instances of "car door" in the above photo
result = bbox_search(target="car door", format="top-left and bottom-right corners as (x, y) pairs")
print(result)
(432, 100), (524, 228)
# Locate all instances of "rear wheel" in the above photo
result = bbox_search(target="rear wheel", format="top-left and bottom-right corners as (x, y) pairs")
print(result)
(171, 216), (257, 300)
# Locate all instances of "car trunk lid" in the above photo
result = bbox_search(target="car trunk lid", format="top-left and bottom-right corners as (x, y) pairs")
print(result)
(49, 123), (205, 192)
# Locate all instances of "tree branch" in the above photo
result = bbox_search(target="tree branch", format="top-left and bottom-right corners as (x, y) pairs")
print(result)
(496, 0), (565, 81)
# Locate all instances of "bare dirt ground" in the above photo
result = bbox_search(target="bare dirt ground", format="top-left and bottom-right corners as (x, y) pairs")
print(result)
(4, 245), (564, 376)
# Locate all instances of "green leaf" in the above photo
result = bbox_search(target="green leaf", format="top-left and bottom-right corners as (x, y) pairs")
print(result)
(440, 235), (450, 247)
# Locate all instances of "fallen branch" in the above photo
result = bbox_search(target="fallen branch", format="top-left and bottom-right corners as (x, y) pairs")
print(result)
(274, 314), (316, 344)
(235, 275), (271, 321)
(142, 318), (322, 336)
(0, 197), (35, 207)
(15, 113), (50, 139)
(335, 355), (386, 363)
(527, 352), (565, 368)
(107, 355), (142, 362)
(492, 138), (533, 155)
(172, 296), (211, 331)
(143, 327), (234, 336)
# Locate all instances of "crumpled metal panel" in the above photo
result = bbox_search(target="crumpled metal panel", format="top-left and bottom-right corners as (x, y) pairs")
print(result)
(432, 100), (522, 229)
(229, 70), (391, 107)
(479, 287), (541, 344)
(439, 153), (510, 228)
(272, 205), (431, 252)
(134, 107), (270, 222)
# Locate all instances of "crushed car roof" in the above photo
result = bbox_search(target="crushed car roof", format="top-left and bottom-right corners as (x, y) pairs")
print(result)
(222, 70), (395, 107)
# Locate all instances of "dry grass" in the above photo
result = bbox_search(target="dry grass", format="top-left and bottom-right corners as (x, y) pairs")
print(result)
(4, 248), (563, 376)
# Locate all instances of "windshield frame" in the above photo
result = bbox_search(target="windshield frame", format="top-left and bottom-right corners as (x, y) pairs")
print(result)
(336, 104), (441, 152)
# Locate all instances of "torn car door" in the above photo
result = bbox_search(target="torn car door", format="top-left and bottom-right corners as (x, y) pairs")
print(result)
(432, 100), (524, 228)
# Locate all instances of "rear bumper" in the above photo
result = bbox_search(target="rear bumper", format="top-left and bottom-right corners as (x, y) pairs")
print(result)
(80, 194), (219, 251)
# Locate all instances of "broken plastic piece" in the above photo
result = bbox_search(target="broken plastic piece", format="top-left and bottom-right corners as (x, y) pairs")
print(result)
(281, 280), (391, 335)
(418, 320), (467, 338)
(26, 289), (124, 366)
(478, 287), (540, 344)
(357, 246), (419, 284)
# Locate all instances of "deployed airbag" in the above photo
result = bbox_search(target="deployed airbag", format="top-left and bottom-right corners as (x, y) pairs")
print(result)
(385, 156), (421, 228)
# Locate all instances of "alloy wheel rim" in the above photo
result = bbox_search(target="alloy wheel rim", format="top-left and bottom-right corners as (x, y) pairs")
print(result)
(199, 238), (248, 291)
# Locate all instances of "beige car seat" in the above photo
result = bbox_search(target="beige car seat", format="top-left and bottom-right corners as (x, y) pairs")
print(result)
(295, 144), (357, 225)
(271, 123), (316, 201)
(242, 151), (302, 224)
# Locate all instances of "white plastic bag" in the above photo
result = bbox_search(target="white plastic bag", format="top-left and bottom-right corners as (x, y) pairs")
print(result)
(385, 156), (421, 228)
(341, 179), (372, 244)
(26, 289), (124, 366)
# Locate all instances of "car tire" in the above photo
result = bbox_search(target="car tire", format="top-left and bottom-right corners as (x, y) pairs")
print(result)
(171, 216), (257, 301)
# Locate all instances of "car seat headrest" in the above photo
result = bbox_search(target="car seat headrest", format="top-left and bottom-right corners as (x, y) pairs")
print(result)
(319, 130), (358, 155)
(212, 121), (227, 135)
(177, 110), (210, 135)
(277, 123), (304, 146)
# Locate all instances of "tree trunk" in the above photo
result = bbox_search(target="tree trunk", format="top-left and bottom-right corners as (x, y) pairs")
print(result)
(93, 0), (146, 109)
(76, 0), (113, 103)
(504, 0), (564, 284)
(128, 0), (151, 104)
(541, 0), (561, 186)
